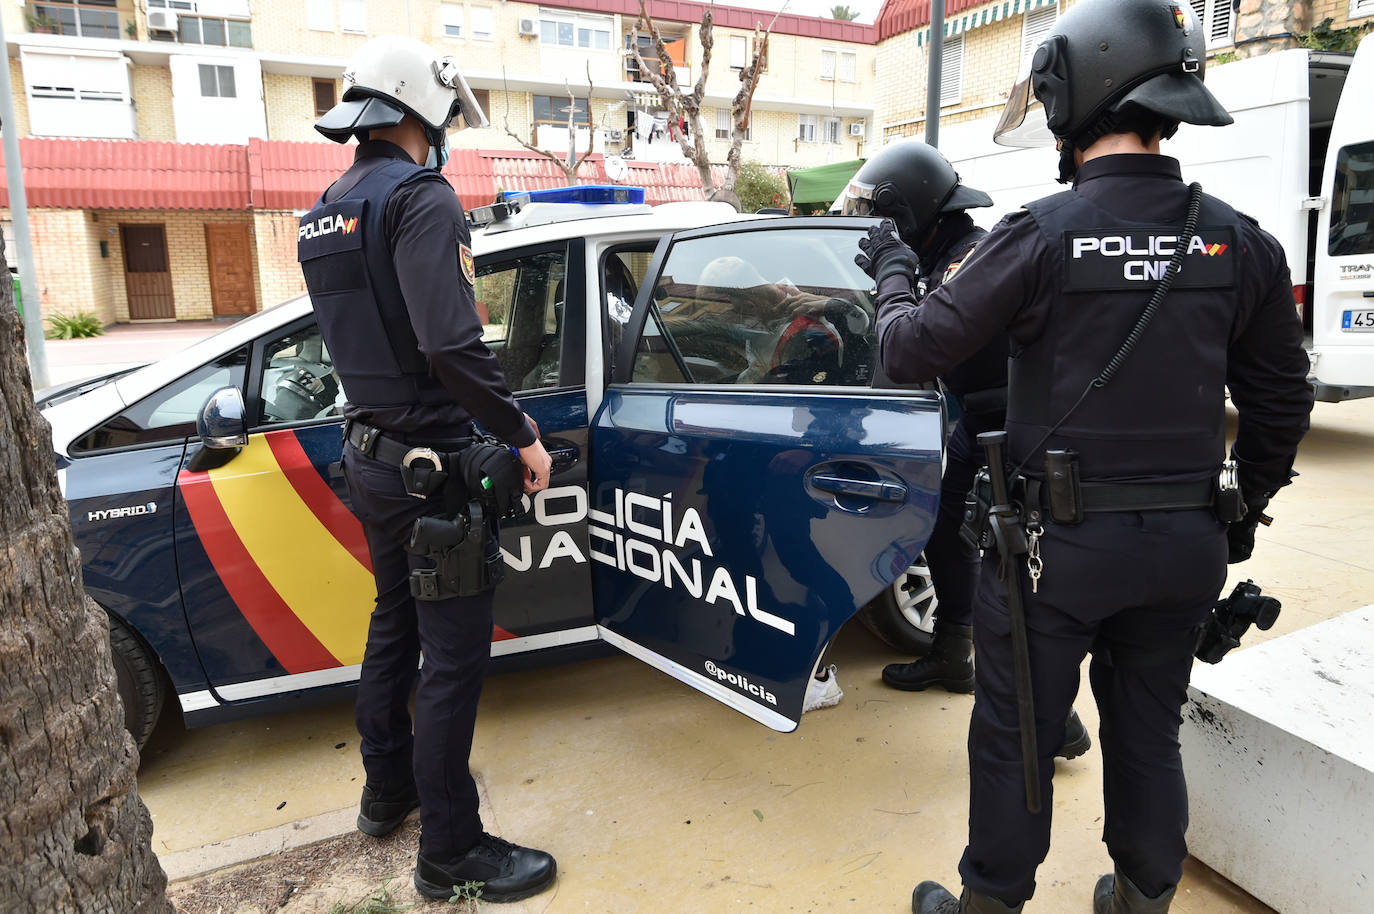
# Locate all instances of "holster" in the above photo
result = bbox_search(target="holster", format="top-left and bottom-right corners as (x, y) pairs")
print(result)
(405, 449), (509, 601)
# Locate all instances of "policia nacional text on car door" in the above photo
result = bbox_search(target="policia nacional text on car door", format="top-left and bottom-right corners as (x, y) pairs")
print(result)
(587, 217), (944, 731)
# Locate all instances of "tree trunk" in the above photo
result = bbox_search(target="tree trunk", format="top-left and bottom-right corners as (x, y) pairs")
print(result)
(0, 239), (172, 912)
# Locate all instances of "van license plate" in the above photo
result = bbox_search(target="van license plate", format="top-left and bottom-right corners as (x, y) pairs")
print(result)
(1342, 310), (1374, 331)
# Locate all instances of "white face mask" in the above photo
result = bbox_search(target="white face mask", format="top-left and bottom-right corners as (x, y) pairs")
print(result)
(425, 137), (450, 171)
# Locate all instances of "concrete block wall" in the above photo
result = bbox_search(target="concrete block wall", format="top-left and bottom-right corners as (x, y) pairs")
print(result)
(263, 73), (342, 143)
(254, 211), (308, 308)
(132, 65), (176, 141)
(877, 9), (1022, 146)
(7, 58), (30, 138)
(12, 210), (112, 326)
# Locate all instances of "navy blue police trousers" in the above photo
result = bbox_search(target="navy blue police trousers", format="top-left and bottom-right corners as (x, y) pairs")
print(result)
(343, 441), (493, 859)
(957, 508), (1227, 904)
(924, 412), (1002, 629)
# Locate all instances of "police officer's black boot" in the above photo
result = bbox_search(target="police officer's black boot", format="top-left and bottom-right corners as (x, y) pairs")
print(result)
(415, 832), (557, 902)
(1093, 867), (1176, 914)
(356, 779), (420, 837)
(882, 623), (975, 693)
(1059, 708), (1093, 760)
(912, 881), (1024, 913)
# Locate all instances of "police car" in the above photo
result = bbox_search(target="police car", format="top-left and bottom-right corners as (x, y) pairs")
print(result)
(40, 187), (944, 748)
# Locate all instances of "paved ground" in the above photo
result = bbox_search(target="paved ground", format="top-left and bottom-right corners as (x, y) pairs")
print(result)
(37, 320), (233, 387)
(56, 323), (1370, 912)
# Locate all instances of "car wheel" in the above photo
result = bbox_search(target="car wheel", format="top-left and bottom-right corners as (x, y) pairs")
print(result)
(108, 615), (165, 750)
(859, 552), (938, 655)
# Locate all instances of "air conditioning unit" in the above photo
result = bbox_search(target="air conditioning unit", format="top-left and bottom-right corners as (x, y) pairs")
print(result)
(848, 122), (865, 137)
(607, 129), (624, 141)
(518, 18), (538, 37)
(147, 9), (179, 33)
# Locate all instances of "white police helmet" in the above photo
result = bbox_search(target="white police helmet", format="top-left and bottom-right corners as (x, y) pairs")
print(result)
(315, 35), (488, 151)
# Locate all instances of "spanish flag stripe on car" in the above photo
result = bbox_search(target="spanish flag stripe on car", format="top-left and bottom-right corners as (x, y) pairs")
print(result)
(178, 464), (341, 673)
(199, 435), (375, 665)
(265, 430), (374, 575)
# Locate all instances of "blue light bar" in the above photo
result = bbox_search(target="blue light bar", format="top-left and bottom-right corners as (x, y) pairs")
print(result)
(500, 185), (646, 206)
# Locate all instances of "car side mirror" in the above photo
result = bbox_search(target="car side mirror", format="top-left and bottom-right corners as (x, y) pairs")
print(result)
(197, 386), (248, 449)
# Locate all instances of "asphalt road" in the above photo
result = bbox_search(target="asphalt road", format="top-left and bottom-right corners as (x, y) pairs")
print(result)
(132, 396), (1374, 912)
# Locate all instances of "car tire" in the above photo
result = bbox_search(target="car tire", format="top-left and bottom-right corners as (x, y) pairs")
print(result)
(108, 614), (165, 750)
(858, 552), (939, 656)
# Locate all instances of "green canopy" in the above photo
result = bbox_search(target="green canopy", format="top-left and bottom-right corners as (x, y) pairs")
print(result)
(786, 158), (865, 211)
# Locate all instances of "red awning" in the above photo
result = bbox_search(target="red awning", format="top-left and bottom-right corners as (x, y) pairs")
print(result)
(0, 138), (250, 210)
(875, 0), (989, 41)
(1, 137), (725, 212)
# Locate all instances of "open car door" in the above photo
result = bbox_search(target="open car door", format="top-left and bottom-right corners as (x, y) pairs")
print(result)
(588, 217), (944, 731)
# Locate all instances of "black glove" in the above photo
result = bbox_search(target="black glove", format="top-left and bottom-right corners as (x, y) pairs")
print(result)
(456, 439), (526, 518)
(1226, 496), (1271, 564)
(855, 219), (921, 288)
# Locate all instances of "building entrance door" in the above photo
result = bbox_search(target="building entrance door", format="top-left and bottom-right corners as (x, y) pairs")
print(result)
(206, 224), (256, 317)
(121, 224), (174, 320)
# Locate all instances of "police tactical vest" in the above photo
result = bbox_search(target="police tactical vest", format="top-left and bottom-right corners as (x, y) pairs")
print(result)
(297, 159), (452, 410)
(930, 224), (1006, 407)
(1009, 189), (1246, 482)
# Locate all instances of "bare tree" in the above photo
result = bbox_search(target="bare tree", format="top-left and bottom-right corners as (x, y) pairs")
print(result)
(503, 61), (597, 185)
(0, 243), (171, 911)
(633, 0), (776, 207)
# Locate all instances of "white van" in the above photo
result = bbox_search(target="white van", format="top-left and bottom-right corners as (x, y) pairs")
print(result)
(933, 33), (1374, 402)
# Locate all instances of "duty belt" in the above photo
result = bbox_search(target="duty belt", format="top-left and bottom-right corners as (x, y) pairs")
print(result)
(1024, 477), (1215, 516)
(344, 420), (473, 470)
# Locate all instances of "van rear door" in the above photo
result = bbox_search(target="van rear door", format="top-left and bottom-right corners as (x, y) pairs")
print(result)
(1310, 33), (1374, 401)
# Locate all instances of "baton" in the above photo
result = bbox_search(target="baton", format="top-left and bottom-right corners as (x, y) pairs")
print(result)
(976, 430), (1041, 815)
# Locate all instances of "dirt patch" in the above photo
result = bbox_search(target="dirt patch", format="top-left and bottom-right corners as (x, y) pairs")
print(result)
(167, 816), (460, 913)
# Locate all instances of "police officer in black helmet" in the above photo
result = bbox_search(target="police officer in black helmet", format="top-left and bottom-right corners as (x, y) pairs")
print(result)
(849, 142), (1093, 761)
(855, 1), (1313, 911)
(299, 36), (556, 902)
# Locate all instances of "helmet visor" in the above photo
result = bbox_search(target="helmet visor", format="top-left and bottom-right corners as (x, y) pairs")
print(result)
(841, 178), (877, 217)
(434, 57), (489, 129)
(992, 71), (1055, 148)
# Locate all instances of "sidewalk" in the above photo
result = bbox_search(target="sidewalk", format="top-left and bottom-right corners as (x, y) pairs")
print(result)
(38, 320), (233, 387)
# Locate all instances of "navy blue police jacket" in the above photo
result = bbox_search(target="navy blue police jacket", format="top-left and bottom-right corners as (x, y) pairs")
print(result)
(298, 140), (535, 448)
(875, 154), (1312, 495)
(917, 211), (1006, 413)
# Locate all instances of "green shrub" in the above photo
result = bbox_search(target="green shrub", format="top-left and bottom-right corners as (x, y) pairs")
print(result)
(735, 160), (788, 214)
(45, 311), (105, 340)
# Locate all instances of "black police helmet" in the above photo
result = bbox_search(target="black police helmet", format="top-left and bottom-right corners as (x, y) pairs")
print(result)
(842, 141), (992, 243)
(996, 0), (1232, 152)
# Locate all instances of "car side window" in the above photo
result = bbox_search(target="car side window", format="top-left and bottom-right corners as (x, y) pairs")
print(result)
(631, 229), (877, 387)
(259, 324), (344, 424)
(475, 246), (568, 391)
(70, 348), (248, 453)
(603, 245), (655, 379)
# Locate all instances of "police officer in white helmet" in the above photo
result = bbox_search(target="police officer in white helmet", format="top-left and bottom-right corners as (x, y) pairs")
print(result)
(299, 36), (555, 902)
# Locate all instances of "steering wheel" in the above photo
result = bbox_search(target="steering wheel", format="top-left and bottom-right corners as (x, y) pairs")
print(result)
(274, 366), (339, 419)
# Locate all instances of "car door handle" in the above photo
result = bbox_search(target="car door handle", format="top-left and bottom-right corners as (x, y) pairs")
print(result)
(809, 474), (908, 502)
(548, 445), (580, 472)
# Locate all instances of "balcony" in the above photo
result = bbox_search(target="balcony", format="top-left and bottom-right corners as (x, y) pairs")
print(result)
(27, 3), (129, 40)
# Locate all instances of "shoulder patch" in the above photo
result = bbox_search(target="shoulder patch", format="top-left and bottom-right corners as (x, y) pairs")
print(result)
(459, 242), (475, 285)
(943, 259), (966, 284)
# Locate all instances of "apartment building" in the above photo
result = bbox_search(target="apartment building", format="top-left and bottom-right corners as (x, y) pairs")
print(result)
(2, 0), (876, 323)
(873, 0), (1374, 143)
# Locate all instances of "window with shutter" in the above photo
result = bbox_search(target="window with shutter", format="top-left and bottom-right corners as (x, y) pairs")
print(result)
(1021, 6), (1058, 71)
(1189, 0), (1234, 48)
(840, 51), (857, 82)
(440, 3), (463, 37)
(1352, 0), (1374, 17)
(939, 35), (963, 107)
(730, 36), (747, 69)
(820, 49), (837, 80)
